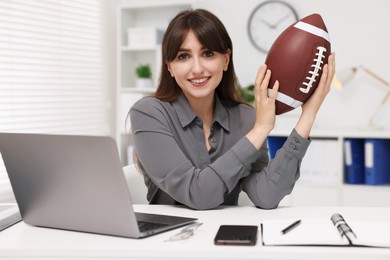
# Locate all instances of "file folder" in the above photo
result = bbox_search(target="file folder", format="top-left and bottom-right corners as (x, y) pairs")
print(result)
(364, 139), (390, 185)
(267, 137), (287, 159)
(344, 138), (365, 184)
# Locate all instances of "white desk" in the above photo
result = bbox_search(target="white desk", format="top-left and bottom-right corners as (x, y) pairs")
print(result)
(1, 205), (390, 260)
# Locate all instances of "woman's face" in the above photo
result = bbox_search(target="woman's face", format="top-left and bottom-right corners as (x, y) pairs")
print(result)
(167, 30), (230, 103)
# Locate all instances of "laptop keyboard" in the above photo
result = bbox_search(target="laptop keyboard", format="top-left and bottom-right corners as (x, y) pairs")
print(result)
(137, 220), (169, 232)
(0, 212), (22, 231)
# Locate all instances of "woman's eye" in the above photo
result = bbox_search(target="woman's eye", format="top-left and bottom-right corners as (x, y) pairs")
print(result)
(177, 53), (190, 60)
(203, 50), (214, 57)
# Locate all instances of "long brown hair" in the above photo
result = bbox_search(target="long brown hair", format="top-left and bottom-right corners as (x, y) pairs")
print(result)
(154, 9), (243, 106)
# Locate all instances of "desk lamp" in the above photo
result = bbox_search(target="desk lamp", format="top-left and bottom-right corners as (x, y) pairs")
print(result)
(332, 66), (390, 130)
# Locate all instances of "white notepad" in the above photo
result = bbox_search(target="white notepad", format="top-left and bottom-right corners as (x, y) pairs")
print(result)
(261, 213), (390, 248)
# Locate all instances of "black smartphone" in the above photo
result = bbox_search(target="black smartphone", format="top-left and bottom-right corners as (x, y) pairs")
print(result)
(214, 225), (258, 246)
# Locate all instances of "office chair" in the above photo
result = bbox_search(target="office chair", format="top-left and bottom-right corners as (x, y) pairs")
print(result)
(122, 164), (149, 204)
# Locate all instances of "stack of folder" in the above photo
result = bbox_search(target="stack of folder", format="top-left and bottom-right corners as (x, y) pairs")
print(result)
(344, 138), (390, 185)
(344, 138), (365, 184)
(364, 139), (390, 185)
(268, 136), (390, 186)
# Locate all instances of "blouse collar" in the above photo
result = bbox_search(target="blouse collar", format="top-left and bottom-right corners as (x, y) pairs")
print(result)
(172, 92), (230, 132)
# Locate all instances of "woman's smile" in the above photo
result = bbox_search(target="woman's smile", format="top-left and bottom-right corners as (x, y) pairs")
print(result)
(189, 77), (210, 87)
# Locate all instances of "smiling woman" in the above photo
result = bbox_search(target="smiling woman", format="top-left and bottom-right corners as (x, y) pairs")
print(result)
(0, 0), (109, 202)
(129, 9), (335, 210)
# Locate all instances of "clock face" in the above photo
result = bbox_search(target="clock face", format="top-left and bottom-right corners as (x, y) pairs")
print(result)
(248, 1), (298, 53)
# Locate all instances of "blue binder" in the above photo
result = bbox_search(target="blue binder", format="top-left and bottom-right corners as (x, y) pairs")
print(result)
(344, 138), (365, 184)
(364, 139), (390, 185)
(267, 137), (287, 160)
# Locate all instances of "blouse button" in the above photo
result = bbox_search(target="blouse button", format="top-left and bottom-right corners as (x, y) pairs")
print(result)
(289, 143), (296, 150)
(195, 118), (202, 126)
(210, 138), (217, 143)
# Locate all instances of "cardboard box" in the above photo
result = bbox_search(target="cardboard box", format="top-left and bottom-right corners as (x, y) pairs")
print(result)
(127, 27), (164, 49)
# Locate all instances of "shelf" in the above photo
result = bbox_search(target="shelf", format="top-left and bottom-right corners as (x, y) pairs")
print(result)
(119, 0), (193, 9)
(121, 87), (156, 94)
(342, 184), (390, 206)
(269, 128), (390, 206)
(121, 46), (158, 52)
(271, 127), (390, 139)
(116, 1), (193, 166)
(343, 183), (390, 190)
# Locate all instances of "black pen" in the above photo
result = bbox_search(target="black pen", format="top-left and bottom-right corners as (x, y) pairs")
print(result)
(281, 220), (301, 235)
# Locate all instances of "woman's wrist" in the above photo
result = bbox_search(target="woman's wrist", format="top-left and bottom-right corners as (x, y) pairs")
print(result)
(246, 125), (271, 150)
(294, 112), (316, 139)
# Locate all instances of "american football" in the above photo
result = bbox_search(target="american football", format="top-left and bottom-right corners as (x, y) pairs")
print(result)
(265, 13), (331, 115)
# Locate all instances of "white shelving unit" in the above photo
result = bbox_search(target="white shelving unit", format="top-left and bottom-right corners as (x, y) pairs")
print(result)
(272, 128), (390, 207)
(116, 0), (193, 165)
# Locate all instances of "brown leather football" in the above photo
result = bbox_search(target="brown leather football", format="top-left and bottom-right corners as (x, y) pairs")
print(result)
(265, 13), (331, 115)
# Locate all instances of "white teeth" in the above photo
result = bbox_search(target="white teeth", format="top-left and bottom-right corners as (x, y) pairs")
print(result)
(191, 78), (207, 84)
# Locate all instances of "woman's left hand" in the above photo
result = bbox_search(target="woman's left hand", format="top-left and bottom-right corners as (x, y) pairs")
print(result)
(301, 52), (336, 117)
(295, 52), (336, 139)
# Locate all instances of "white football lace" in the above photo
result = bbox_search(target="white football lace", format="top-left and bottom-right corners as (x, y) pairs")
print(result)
(299, 46), (327, 94)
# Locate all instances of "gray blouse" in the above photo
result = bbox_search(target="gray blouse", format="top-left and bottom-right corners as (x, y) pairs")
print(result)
(130, 93), (310, 210)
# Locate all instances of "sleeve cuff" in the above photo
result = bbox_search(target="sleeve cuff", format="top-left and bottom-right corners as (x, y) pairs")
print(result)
(231, 137), (261, 170)
(281, 129), (311, 159)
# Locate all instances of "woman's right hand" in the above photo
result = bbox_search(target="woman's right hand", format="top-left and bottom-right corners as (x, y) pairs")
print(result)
(246, 64), (279, 150)
(253, 64), (279, 134)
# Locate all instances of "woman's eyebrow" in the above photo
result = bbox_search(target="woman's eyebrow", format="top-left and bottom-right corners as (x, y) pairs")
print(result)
(178, 47), (207, 52)
(177, 48), (190, 52)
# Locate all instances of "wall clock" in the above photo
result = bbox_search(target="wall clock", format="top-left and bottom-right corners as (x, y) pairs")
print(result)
(248, 1), (299, 53)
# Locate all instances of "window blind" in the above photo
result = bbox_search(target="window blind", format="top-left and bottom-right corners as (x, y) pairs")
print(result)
(0, 0), (109, 202)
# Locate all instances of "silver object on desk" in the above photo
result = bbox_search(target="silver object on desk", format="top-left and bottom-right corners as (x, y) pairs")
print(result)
(0, 133), (197, 238)
(164, 222), (203, 242)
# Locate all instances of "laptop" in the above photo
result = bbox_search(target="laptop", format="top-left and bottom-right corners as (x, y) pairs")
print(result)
(0, 133), (196, 238)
